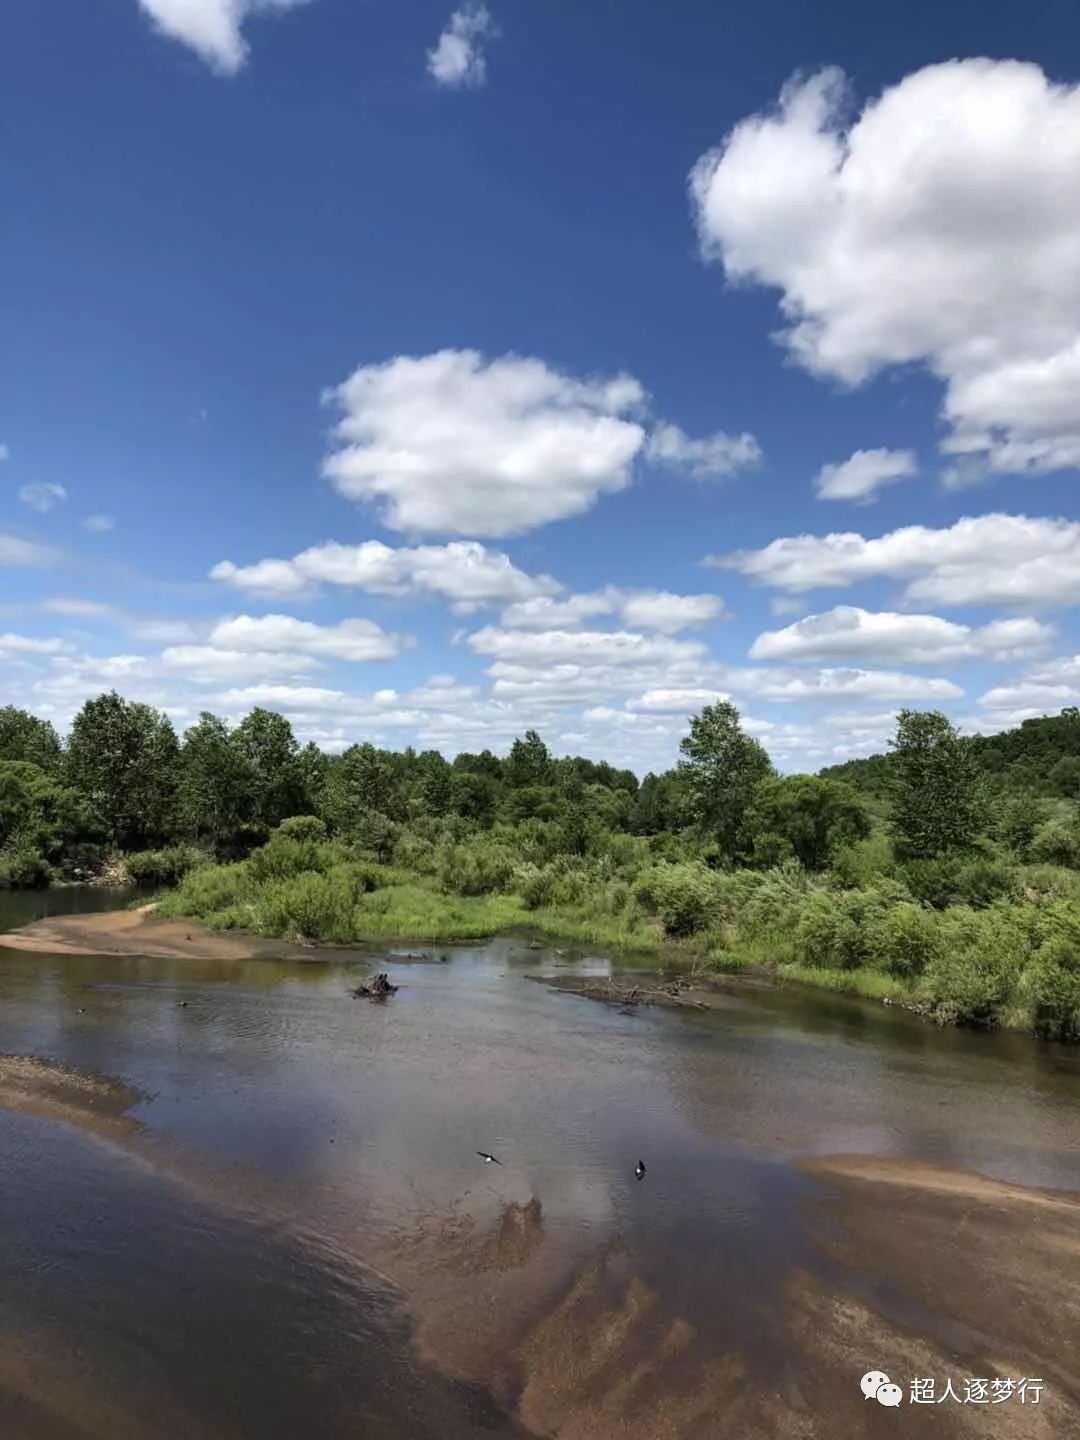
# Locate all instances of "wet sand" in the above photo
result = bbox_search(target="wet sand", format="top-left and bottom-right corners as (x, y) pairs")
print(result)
(0, 906), (316, 961)
(0, 1053), (142, 1139)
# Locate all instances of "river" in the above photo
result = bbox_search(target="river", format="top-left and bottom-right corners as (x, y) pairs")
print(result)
(2, 887), (1079, 1438)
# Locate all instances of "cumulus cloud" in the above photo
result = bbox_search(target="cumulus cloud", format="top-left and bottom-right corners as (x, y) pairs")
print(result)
(0, 535), (57, 568)
(728, 667), (962, 703)
(212, 539), (558, 611)
(160, 646), (321, 683)
(692, 60), (1080, 479)
(815, 448), (917, 503)
(0, 634), (72, 659)
(712, 514), (1080, 608)
(467, 626), (706, 668)
(18, 482), (67, 514)
(979, 655), (1080, 713)
(427, 3), (495, 89)
(645, 423), (761, 480)
(750, 606), (1052, 665)
(322, 350), (647, 537)
(500, 589), (724, 634)
(83, 514), (115, 533)
(208, 614), (405, 662)
(136, 0), (311, 76)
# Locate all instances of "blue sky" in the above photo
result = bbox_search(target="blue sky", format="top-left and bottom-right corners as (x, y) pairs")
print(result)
(2, 0), (1080, 772)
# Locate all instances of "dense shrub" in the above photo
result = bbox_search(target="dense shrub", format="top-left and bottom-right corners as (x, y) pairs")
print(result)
(920, 908), (1024, 1028)
(0, 844), (51, 888)
(437, 838), (516, 896)
(1020, 937), (1080, 1042)
(1030, 817), (1080, 869)
(275, 815), (328, 843)
(125, 845), (209, 886)
(867, 902), (941, 978)
(636, 862), (723, 936)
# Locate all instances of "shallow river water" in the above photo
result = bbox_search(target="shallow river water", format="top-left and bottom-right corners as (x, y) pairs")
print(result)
(2, 889), (1079, 1438)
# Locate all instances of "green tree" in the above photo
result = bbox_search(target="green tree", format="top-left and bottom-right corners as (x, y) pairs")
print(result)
(507, 730), (552, 789)
(0, 760), (84, 858)
(177, 713), (255, 852)
(748, 774), (871, 871)
(231, 708), (304, 832)
(416, 750), (453, 817)
(889, 710), (982, 860)
(66, 692), (179, 849)
(0, 707), (62, 771)
(323, 743), (397, 836)
(677, 702), (775, 862)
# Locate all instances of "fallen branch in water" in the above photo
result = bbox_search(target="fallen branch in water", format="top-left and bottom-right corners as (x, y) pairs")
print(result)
(350, 972), (399, 1000)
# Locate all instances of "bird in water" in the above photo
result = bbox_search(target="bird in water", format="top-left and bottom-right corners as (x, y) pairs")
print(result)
(476, 1150), (502, 1166)
(635, 1160), (647, 1181)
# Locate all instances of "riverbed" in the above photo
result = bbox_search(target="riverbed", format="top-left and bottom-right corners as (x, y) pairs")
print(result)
(2, 887), (1079, 1438)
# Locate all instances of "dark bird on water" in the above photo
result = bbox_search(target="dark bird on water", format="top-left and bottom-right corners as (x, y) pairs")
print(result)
(476, 1151), (503, 1166)
(635, 1160), (647, 1180)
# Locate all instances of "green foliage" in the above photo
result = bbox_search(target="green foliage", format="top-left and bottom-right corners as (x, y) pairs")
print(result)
(890, 710), (982, 860)
(677, 701), (774, 863)
(867, 901), (942, 978)
(177, 712), (256, 853)
(636, 862), (722, 937)
(506, 730), (552, 789)
(748, 774), (870, 871)
(124, 845), (209, 886)
(231, 709), (307, 833)
(1030, 815), (1080, 868)
(0, 707), (62, 771)
(66, 692), (179, 850)
(436, 837), (516, 896)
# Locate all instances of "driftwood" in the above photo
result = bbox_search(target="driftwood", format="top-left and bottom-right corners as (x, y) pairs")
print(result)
(350, 972), (399, 1000)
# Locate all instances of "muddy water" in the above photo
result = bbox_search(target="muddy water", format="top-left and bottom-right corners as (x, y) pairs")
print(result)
(2, 889), (1080, 1438)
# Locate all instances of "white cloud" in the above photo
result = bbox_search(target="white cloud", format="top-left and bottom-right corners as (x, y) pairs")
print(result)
(208, 614), (405, 662)
(427, 3), (495, 89)
(212, 538), (559, 611)
(628, 688), (731, 713)
(500, 588), (723, 634)
(136, 0), (311, 76)
(815, 448), (917, 503)
(83, 514), (115, 533)
(979, 654), (1080, 713)
(645, 423), (761, 480)
(692, 60), (1080, 479)
(0, 634), (72, 659)
(467, 626), (706, 668)
(728, 667), (962, 703)
(161, 645), (321, 683)
(18, 482), (67, 514)
(0, 535), (57, 568)
(712, 513), (1080, 608)
(750, 606), (1052, 664)
(41, 598), (118, 619)
(0, 445), (8, 462)
(322, 350), (647, 537)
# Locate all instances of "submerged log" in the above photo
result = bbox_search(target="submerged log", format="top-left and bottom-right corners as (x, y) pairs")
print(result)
(350, 972), (399, 1000)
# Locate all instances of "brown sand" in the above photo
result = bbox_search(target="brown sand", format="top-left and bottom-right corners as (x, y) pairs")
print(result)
(0, 1053), (142, 1140)
(0, 907), (313, 961)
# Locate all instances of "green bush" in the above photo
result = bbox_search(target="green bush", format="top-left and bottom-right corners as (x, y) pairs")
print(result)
(0, 843), (51, 888)
(867, 901), (941, 978)
(636, 862), (722, 936)
(437, 838), (516, 896)
(1030, 817), (1080, 869)
(920, 908), (1024, 1028)
(125, 844), (209, 886)
(275, 815), (328, 843)
(1020, 937), (1080, 1042)
(255, 868), (363, 943)
(159, 860), (251, 920)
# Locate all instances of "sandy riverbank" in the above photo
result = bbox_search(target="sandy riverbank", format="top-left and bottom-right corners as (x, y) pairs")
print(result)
(0, 906), (323, 961)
